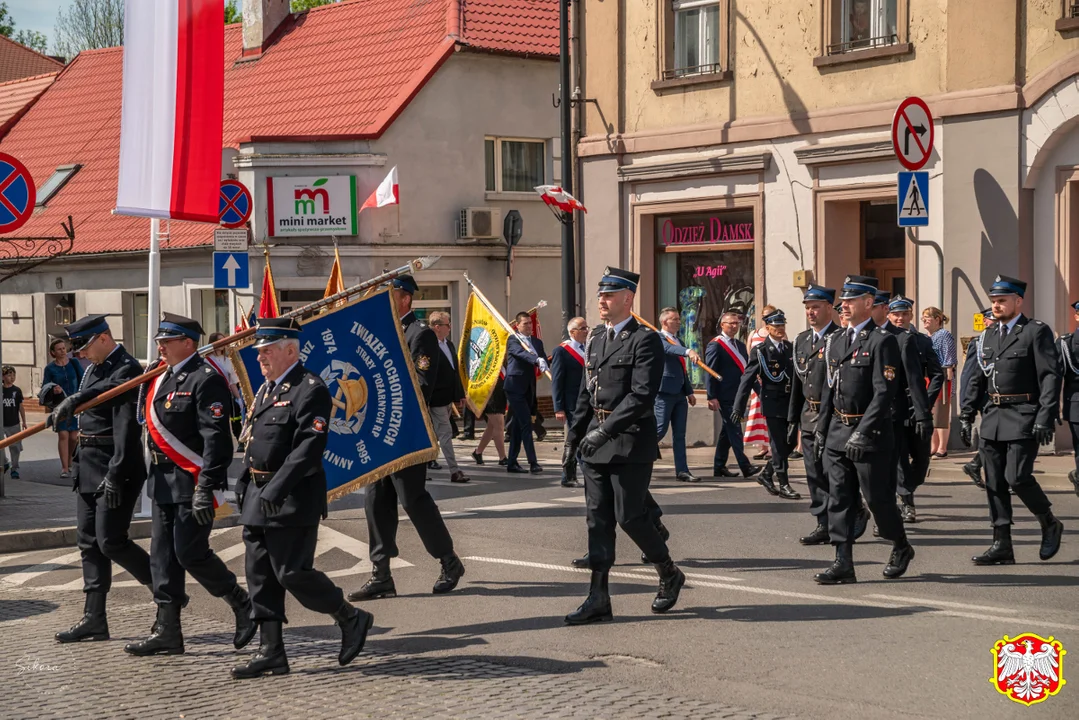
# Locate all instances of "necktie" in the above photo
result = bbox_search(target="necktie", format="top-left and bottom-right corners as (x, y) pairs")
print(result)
(847, 328), (856, 347)
(1000, 324), (1008, 337)
(607, 327), (615, 343)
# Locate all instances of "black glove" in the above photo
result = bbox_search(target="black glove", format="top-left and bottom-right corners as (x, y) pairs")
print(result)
(915, 419), (933, 443)
(561, 442), (579, 471)
(579, 427), (611, 459)
(959, 419), (973, 448)
(191, 486), (216, 526)
(96, 476), (123, 510)
(1033, 423), (1055, 447)
(729, 411), (742, 426)
(786, 422), (799, 446)
(46, 393), (82, 428)
(844, 431), (872, 463)
(260, 498), (283, 517)
(814, 431), (826, 462)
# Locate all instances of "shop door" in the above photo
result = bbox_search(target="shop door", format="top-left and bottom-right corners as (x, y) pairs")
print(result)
(860, 201), (905, 296)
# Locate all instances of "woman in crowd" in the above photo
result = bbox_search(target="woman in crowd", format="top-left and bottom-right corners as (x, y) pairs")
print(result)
(43, 338), (81, 477)
(744, 306), (773, 461)
(472, 375), (507, 466)
(922, 307), (957, 458)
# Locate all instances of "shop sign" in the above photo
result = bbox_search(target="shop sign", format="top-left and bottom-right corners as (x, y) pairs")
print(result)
(267, 175), (358, 236)
(657, 210), (754, 247)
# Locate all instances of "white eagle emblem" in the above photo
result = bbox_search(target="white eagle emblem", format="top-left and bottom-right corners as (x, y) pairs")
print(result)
(995, 639), (1062, 704)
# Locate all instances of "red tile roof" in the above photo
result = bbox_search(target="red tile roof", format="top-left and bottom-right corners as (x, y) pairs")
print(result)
(0, 72), (58, 135)
(0, 35), (64, 84)
(0, 0), (558, 258)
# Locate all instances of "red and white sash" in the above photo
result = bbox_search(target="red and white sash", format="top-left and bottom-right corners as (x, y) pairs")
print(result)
(560, 340), (585, 367)
(712, 335), (746, 373)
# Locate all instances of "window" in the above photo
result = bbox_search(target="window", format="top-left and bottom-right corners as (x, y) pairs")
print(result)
(485, 138), (545, 193)
(1057, 2), (1079, 32)
(199, 289), (231, 337)
(819, 0), (910, 63)
(35, 164), (81, 207)
(132, 292), (149, 360)
(278, 289), (322, 316)
(673, 1), (721, 77)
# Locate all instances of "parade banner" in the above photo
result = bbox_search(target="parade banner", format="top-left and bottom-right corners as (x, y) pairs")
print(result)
(233, 289), (437, 500)
(458, 291), (509, 411)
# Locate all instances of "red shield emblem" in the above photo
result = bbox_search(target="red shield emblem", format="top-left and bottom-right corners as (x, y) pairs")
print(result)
(990, 633), (1066, 706)
(312, 417), (327, 433)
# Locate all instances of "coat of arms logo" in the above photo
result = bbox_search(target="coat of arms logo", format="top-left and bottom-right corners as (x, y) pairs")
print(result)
(990, 633), (1066, 706)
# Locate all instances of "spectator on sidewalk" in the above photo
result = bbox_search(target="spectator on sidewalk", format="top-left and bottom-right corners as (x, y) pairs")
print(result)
(552, 317), (588, 487)
(44, 338), (81, 478)
(428, 311), (469, 483)
(2, 365), (27, 478)
(923, 306), (957, 457)
(473, 375), (507, 466)
(207, 333), (246, 447)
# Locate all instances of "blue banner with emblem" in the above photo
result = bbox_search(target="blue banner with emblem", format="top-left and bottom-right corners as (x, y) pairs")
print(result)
(231, 289), (437, 500)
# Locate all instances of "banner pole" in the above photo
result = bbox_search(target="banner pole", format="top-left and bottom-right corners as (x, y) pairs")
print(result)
(463, 273), (551, 380)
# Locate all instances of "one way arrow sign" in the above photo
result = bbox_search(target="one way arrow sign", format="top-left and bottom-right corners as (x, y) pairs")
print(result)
(214, 251), (249, 289)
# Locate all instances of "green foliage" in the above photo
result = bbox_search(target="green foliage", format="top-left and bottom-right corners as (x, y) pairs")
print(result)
(0, 2), (50, 53)
(225, 1), (242, 25)
(291, 0), (336, 12)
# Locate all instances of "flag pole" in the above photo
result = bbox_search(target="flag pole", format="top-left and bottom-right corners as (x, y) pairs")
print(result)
(631, 311), (721, 381)
(463, 272), (551, 380)
(137, 218), (162, 517)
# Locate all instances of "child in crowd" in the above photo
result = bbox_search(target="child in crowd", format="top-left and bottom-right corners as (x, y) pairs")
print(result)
(2, 365), (27, 478)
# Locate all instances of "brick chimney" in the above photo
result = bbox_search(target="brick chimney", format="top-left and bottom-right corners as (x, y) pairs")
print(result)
(242, 0), (291, 58)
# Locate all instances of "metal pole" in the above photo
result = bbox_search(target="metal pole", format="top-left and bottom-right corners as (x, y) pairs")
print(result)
(0, 280), (4, 498)
(138, 218), (162, 517)
(559, 0), (576, 342)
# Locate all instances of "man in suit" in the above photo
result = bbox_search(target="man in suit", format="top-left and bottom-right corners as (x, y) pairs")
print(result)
(960, 275), (1064, 564)
(231, 318), (373, 679)
(350, 276), (465, 600)
(562, 267), (685, 624)
(49, 315), (155, 643)
(124, 313), (255, 656)
(1061, 300), (1079, 498)
(428, 311), (469, 484)
(655, 307), (700, 483)
(552, 317), (588, 487)
(505, 311), (547, 474)
(961, 308), (995, 489)
(705, 312), (760, 478)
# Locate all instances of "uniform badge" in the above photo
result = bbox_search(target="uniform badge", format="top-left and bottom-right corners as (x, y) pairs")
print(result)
(210, 402), (224, 418)
(204, 367), (212, 374)
(619, 331), (629, 340)
(883, 365), (896, 381)
(417, 355), (431, 370)
(990, 632), (1066, 706)
(280, 383), (290, 393)
(817, 348), (824, 358)
(273, 400), (291, 407)
(859, 330), (868, 338)
(312, 417), (327, 433)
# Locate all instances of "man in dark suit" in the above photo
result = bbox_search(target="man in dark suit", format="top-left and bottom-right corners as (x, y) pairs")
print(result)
(350, 276), (465, 601)
(428, 311), (469, 483)
(655, 307), (700, 483)
(551, 316), (588, 487)
(960, 275), (1064, 564)
(705, 312), (760, 478)
(1061, 300), (1079, 498)
(504, 311), (547, 473)
(49, 315), (154, 643)
(960, 308), (995, 489)
(124, 313), (255, 657)
(231, 318), (373, 679)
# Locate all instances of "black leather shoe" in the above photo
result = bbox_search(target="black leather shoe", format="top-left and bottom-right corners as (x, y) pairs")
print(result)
(813, 544), (856, 585)
(497, 458), (509, 466)
(777, 483), (801, 500)
(565, 571), (613, 625)
(799, 523), (829, 546)
(561, 479), (581, 488)
(55, 592), (109, 643)
(506, 463), (528, 474)
(124, 604), (184, 656)
(427, 460), (442, 470)
(651, 560), (685, 614)
(853, 506), (871, 540)
(713, 466), (737, 478)
(640, 552), (650, 565)
(471, 451), (485, 465)
(972, 527), (1015, 566)
(347, 572), (396, 601)
(332, 603), (374, 665)
(231, 621), (290, 679)
(872, 524), (880, 538)
(789, 450), (803, 460)
(900, 504), (917, 524)
(676, 472), (700, 483)
(534, 425), (548, 442)
(757, 470), (779, 496)
(223, 585), (257, 649)
(1070, 469), (1079, 498)
(883, 542), (915, 579)
(529, 464), (543, 474)
(433, 554), (465, 594)
(1036, 512), (1064, 561)
(963, 462), (986, 489)
(741, 464), (762, 478)
(461, 433), (475, 441)
(570, 553), (590, 569)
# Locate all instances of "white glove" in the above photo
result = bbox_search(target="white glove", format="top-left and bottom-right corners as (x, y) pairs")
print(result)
(538, 359), (549, 373)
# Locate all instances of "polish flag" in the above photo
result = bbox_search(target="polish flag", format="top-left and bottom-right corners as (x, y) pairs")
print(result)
(114, 0), (224, 223)
(535, 185), (587, 214)
(360, 166), (399, 210)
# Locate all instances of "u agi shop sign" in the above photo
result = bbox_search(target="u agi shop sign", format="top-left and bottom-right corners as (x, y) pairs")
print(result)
(657, 209), (755, 247)
(268, 175), (358, 236)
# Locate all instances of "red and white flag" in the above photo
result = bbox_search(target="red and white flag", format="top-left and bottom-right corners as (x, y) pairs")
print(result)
(361, 166), (399, 210)
(115, 0), (224, 223)
(535, 185), (587, 214)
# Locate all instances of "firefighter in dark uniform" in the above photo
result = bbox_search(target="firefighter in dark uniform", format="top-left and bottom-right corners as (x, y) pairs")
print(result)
(885, 295), (944, 522)
(49, 315), (154, 643)
(814, 276), (915, 585)
(124, 313), (255, 657)
(961, 308), (996, 489)
(731, 308), (800, 500)
(349, 276), (465, 601)
(960, 275), (1065, 564)
(1060, 300), (1079, 498)
(562, 267), (685, 624)
(231, 318), (373, 679)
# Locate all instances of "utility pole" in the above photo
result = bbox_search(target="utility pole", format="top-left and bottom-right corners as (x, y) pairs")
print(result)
(559, 0), (576, 341)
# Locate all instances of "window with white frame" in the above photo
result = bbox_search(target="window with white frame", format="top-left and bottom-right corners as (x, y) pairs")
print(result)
(830, 0), (898, 53)
(484, 138), (545, 193)
(672, 0), (721, 77)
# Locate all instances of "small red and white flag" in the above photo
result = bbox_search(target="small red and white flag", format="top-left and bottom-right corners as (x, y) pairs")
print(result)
(361, 166), (399, 210)
(535, 185), (587, 214)
(114, 0), (224, 223)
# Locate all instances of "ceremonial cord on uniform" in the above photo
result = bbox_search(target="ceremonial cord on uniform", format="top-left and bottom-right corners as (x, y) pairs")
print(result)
(583, 330), (598, 397)
(793, 337), (812, 380)
(238, 381), (269, 444)
(1059, 337), (1079, 376)
(824, 332), (841, 392)
(756, 347), (788, 383)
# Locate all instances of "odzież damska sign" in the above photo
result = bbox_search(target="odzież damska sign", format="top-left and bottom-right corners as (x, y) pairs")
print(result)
(657, 209), (754, 247)
(267, 175), (358, 236)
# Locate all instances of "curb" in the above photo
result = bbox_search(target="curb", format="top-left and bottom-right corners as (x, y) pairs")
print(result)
(0, 513), (242, 554)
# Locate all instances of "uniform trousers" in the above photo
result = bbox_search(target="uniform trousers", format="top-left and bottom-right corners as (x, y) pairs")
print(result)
(505, 386), (538, 466)
(981, 438), (1052, 527)
(713, 401), (752, 472)
(764, 416), (792, 475)
(365, 463), (454, 566)
(583, 460), (670, 572)
(800, 429), (829, 520)
(887, 419), (907, 496)
(244, 524), (345, 622)
(1070, 422), (1079, 473)
(897, 422), (932, 501)
(76, 479), (153, 594)
(150, 501), (238, 606)
(825, 447), (906, 545)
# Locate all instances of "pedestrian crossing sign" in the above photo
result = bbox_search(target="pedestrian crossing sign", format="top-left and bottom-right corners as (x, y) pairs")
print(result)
(897, 171), (929, 227)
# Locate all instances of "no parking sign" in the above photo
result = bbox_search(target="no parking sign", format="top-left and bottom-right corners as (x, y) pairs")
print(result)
(0, 152), (36, 234)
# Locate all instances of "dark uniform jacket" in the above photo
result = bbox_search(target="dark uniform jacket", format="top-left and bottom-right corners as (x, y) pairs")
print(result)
(236, 362), (331, 527)
(915, 330), (945, 408)
(883, 322), (935, 425)
(74, 344), (146, 493)
(429, 338), (465, 407)
(733, 336), (792, 419)
(704, 334), (748, 405)
(960, 316), (1062, 442)
(551, 342), (585, 414)
(145, 354), (234, 504)
(402, 311), (441, 406)
(788, 322), (840, 429)
(1061, 331), (1079, 423)
(816, 320), (901, 452)
(566, 318), (663, 465)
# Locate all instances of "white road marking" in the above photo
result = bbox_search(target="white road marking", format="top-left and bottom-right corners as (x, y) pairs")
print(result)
(0, 552), (30, 566)
(624, 566), (744, 583)
(551, 496), (586, 504)
(650, 486), (716, 495)
(864, 594), (1022, 615)
(440, 510), (477, 517)
(469, 502), (560, 512)
(427, 478), (496, 487)
(0, 550), (83, 587)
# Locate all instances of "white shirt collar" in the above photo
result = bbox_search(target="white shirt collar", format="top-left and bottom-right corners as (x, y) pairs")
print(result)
(812, 322), (833, 342)
(1002, 314), (1023, 333)
(272, 361), (300, 386)
(607, 316), (633, 335)
(849, 317), (873, 335)
(768, 335), (784, 349)
(660, 329), (681, 344)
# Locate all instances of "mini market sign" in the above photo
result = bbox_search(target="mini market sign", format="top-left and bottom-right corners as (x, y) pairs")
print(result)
(267, 175), (357, 236)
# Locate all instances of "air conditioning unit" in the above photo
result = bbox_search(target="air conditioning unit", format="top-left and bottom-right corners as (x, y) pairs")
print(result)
(459, 207), (501, 240)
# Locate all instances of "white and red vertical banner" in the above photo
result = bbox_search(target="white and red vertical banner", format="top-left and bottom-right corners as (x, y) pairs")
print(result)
(360, 166), (399, 210)
(115, 0), (224, 223)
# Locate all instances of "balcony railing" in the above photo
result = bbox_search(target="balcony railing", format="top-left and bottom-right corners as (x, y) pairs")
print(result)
(826, 33), (899, 55)
(1071, 1), (1079, 18)
(662, 62), (724, 80)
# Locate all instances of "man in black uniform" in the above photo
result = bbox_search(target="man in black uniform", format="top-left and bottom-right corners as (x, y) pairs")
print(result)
(125, 313), (255, 656)
(231, 318), (373, 679)
(731, 308), (800, 500)
(349, 277), (465, 601)
(960, 276), (1064, 564)
(49, 315), (154, 643)
(814, 276), (915, 584)
(885, 296), (943, 522)
(961, 308), (995, 489)
(562, 267), (685, 624)
(1060, 300), (1079, 498)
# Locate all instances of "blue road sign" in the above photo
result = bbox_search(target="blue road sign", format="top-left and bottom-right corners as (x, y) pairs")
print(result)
(213, 251), (249, 289)
(897, 171), (929, 227)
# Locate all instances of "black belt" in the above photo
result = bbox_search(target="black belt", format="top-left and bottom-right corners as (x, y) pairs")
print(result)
(150, 450), (175, 466)
(806, 399), (821, 412)
(832, 410), (864, 426)
(79, 435), (114, 447)
(593, 408), (612, 420)
(250, 469), (274, 487)
(989, 393), (1034, 406)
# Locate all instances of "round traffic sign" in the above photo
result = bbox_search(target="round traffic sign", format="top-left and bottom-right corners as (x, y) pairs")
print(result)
(219, 179), (252, 229)
(0, 152), (36, 234)
(891, 97), (935, 171)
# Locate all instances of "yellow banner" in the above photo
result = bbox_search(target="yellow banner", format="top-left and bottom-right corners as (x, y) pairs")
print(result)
(458, 292), (509, 411)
